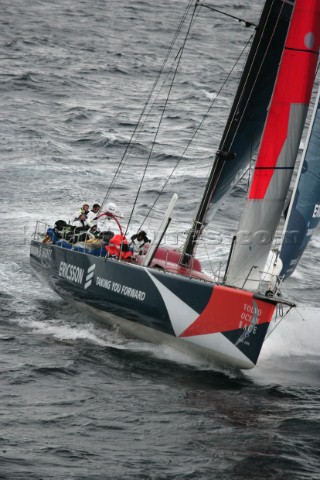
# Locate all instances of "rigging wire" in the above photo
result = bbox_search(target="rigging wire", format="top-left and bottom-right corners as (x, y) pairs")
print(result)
(99, 0), (196, 211)
(264, 304), (295, 341)
(295, 307), (307, 322)
(102, 0), (262, 238)
(201, 4), (257, 28)
(138, 31), (254, 231)
(125, 0), (201, 234)
(262, 280), (299, 342)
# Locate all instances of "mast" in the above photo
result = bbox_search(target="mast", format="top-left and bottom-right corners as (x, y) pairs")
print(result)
(180, 0), (295, 266)
(225, 0), (320, 289)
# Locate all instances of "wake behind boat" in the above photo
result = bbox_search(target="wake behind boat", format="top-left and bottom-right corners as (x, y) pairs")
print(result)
(30, 0), (320, 369)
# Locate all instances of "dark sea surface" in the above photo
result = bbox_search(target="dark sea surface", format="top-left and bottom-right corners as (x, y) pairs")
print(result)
(1, 1), (320, 478)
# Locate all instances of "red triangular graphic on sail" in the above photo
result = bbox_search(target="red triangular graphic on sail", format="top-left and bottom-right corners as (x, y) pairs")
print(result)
(249, 0), (320, 200)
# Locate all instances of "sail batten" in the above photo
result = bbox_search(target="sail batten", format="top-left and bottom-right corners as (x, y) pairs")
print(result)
(225, 0), (320, 290)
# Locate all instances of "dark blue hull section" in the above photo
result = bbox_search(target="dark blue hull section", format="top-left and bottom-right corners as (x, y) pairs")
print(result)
(30, 240), (277, 369)
(30, 240), (211, 336)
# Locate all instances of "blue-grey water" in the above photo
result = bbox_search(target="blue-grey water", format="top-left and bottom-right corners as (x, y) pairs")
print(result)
(1, 1), (320, 478)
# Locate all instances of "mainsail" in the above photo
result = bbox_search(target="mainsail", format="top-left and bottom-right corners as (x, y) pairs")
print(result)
(225, 0), (320, 289)
(181, 0), (294, 264)
(279, 83), (320, 279)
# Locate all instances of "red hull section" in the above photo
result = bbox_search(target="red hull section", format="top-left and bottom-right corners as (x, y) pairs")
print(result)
(180, 285), (276, 338)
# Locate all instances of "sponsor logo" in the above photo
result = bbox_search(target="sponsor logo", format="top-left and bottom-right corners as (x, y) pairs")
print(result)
(84, 264), (96, 290)
(96, 276), (111, 289)
(30, 244), (52, 258)
(95, 276), (146, 301)
(236, 300), (260, 346)
(120, 285), (146, 301)
(59, 261), (84, 284)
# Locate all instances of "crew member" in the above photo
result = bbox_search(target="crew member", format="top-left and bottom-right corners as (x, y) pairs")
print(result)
(130, 230), (150, 255)
(106, 234), (132, 260)
(87, 203), (100, 227)
(72, 213), (89, 229)
(71, 203), (90, 223)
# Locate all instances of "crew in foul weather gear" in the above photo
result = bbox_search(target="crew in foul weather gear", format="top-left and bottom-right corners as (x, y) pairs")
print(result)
(106, 234), (132, 260)
(87, 203), (100, 226)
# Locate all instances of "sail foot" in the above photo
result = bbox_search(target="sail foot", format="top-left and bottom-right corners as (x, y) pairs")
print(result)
(224, 198), (290, 292)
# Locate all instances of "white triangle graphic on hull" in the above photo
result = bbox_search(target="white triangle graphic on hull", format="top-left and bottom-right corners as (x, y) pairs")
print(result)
(183, 333), (254, 369)
(145, 270), (254, 368)
(145, 270), (198, 336)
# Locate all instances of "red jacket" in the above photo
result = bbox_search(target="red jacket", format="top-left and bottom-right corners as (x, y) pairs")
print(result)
(106, 234), (132, 260)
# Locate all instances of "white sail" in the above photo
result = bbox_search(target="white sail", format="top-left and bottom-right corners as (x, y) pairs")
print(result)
(225, 0), (320, 290)
(180, 0), (295, 264)
(279, 83), (320, 279)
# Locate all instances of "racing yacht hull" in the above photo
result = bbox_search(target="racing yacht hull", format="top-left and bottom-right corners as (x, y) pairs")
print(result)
(30, 240), (277, 369)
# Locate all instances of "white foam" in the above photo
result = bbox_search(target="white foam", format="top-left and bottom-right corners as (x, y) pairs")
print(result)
(14, 316), (129, 349)
(261, 306), (320, 359)
(201, 89), (217, 101)
(246, 306), (320, 386)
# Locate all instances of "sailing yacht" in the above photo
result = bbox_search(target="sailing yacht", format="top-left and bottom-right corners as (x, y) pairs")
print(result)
(30, 0), (320, 369)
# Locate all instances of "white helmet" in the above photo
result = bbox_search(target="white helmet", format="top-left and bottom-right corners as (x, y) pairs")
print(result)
(106, 202), (117, 214)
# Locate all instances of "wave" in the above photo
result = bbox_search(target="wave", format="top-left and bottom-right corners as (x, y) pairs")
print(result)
(246, 306), (320, 387)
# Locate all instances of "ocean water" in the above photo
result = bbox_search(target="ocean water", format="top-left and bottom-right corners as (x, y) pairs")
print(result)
(1, 0), (320, 478)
